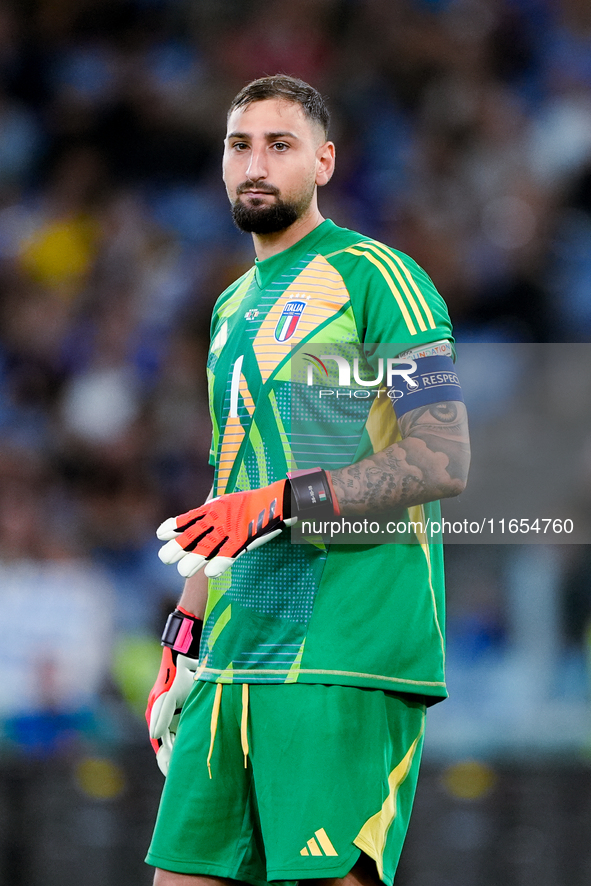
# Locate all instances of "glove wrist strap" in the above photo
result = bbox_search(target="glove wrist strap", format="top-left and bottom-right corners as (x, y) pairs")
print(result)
(287, 468), (339, 519)
(161, 609), (202, 658)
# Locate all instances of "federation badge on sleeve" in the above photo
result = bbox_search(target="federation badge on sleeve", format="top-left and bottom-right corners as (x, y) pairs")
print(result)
(274, 300), (306, 342)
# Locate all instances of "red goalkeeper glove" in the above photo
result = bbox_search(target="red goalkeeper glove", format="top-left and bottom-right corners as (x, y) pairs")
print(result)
(146, 608), (202, 776)
(157, 468), (339, 578)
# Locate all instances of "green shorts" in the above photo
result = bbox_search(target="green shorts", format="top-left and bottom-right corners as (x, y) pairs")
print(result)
(146, 681), (426, 886)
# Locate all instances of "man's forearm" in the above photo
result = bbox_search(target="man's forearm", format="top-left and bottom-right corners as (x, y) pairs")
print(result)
(331, 401), (470, 516)
(178, 570), (209, 619)
(177, 485), (212, 616)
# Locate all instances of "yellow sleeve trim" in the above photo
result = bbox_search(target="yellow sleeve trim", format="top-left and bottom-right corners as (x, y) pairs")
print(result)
(364, 241), (437, 329)
(345, 247), (418, 335)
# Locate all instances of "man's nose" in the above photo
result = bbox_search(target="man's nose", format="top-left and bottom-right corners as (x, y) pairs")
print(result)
(246, 147), (268, 181)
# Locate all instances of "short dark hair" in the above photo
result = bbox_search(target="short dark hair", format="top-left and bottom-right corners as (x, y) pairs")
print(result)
(228, 75), (330, 139)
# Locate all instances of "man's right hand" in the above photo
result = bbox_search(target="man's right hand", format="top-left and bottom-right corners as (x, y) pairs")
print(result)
(146, 609), (202, 776)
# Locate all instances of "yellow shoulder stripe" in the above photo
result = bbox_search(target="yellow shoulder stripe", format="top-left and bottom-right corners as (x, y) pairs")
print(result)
(344, 247), (417, 335)
(363, 241), (436, 329)
(359, 243), (426, 331)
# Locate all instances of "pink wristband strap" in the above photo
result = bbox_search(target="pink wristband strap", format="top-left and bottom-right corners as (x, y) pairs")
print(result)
(161, 610), (202, 657)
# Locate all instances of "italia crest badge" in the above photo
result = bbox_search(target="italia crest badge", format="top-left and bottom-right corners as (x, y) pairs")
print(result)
(274, 300), (306, 342)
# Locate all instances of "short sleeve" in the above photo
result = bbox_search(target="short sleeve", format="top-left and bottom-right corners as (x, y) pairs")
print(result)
(331, 239), (453, 352)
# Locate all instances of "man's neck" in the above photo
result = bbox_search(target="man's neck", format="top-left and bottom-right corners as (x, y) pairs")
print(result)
(252, 207), (325, 261)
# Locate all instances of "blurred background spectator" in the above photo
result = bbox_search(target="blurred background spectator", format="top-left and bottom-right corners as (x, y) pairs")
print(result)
(1, 1), (591, 884)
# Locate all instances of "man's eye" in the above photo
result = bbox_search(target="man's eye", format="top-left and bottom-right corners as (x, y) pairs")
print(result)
(273, 142), (289, 151)
(232, 143), (248, 151)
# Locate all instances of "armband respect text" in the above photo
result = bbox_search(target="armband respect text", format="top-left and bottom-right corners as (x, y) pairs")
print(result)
(391, 353), (464, 418)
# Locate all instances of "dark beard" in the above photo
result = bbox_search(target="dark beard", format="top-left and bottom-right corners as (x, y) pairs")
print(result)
(231, 197), (300, 234)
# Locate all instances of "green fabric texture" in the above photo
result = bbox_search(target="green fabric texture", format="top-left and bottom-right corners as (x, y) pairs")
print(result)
(146, 681), (425, 886)
(201, 219), (453, 701)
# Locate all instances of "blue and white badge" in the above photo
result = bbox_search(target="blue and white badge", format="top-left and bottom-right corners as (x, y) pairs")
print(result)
(274, 300), (306, 342)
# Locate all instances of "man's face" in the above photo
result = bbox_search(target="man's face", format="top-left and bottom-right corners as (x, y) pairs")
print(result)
(223, 98), (331, 234)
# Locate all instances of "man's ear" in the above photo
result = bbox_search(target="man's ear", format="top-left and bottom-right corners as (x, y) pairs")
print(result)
(316, 141), (335, 187)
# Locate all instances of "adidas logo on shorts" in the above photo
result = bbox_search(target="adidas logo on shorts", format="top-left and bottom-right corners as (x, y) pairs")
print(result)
(300, 828), (338, 857)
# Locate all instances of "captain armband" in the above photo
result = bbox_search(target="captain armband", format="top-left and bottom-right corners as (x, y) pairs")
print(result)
(390, 344), (464, 419)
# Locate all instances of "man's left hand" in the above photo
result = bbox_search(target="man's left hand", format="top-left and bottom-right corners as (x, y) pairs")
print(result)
(157, 469), (338, 578)
(157, 479), (295, 578)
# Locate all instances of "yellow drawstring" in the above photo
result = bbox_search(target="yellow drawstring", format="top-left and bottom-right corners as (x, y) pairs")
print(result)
(241, 683), (250, 768)
(206, 683), (223, 779)
(206, 682), (250, 777)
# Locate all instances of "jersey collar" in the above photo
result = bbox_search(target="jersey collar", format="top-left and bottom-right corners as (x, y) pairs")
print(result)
(254, 219), (336, 290)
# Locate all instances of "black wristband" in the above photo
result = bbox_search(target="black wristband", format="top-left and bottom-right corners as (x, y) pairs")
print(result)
(287, 468), (336, 520)
(161, 610), (202, 658)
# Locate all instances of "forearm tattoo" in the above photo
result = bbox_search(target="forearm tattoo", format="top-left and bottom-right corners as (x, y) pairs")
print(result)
(331, 401), (470, 516)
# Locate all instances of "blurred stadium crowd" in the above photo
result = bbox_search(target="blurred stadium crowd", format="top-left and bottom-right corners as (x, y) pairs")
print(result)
(1, 0), (591, 757)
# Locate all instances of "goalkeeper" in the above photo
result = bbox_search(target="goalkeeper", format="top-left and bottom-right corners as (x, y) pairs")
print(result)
(146, 75), (470, 886)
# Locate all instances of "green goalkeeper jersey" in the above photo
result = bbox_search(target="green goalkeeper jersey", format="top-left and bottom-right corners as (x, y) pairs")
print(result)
(199, 219), (453, 702)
